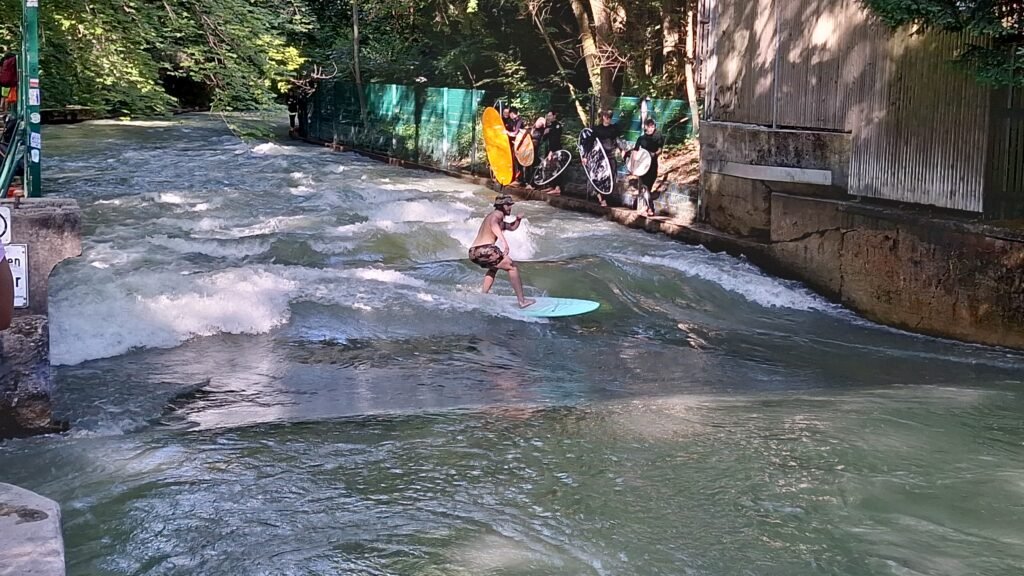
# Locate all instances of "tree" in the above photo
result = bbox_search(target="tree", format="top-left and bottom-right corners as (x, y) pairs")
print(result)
(863, 0), (1024, 86)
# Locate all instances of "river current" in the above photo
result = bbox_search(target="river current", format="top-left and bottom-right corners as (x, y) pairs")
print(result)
(1, 115), (1023, 575)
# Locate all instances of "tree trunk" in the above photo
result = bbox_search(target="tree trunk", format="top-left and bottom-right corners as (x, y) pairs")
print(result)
(570, 0), (601, 110)
(662, 0), (683, 94)
(684, 1), (700, 134)
(352, 0), (368, 132)
(527, 1), (589, 125)
(588, 0), (616, 109)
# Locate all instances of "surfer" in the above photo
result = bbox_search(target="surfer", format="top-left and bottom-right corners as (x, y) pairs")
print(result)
(592, 110), (625, 207)
(541, 110), (564, 195)
(469, 194), (535, 309)
(630, 118), (664, 216)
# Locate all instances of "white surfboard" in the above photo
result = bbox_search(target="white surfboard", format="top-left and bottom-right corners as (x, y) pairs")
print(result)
(496, 296), (600, 318)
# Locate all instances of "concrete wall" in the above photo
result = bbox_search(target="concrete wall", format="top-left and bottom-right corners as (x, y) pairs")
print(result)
(699, 119), (1024, 349)
(770, 194), (1024, 348)
(0, 483), (65, 576)
(0, 198), (81, 438)
(700, 121), (850, 238)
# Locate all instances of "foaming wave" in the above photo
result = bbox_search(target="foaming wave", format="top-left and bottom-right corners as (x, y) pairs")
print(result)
(50, 267), (295, 365)
(142, 192), (198, 205)
(251, 142), (302, 156)
(187, 215), (319, 239)
(504, 219), (538, 261)
(148, 235), (271, 258)
(630, 253), (836, 312)
(363, 199), (473, 224)
(343, 268), (427, 288)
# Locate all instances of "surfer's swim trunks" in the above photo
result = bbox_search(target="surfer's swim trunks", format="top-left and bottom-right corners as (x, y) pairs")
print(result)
(468, 244), (504, 269)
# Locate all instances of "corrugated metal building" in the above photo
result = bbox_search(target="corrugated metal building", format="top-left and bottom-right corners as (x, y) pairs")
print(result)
(701, 0), (1023, 218)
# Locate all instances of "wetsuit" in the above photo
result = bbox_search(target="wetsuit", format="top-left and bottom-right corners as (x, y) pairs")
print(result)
(634, 131), (664, 192)
(286, 86), (300, 129)
(524, 122), (545, 186)
(540, 120), (564, 188)
(592, 122), (623, 199)
(507, 116), (526, 184)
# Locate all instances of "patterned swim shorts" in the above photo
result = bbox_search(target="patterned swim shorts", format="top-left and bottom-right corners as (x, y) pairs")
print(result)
(468, 244), (504, 269)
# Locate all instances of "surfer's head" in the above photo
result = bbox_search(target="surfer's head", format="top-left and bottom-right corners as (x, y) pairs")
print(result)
(644, 118), (657, 133)
(493, 194), (515, 213)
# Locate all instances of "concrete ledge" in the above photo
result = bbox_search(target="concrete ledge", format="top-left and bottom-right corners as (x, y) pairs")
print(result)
(4, 198), (82, 316)
(701, 121), (851, 189)
(0, 483), (64, 576)
(707, 160), (833, 186)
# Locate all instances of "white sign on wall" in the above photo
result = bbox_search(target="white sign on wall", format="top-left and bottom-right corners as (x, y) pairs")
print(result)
(7, 244), (27, 308)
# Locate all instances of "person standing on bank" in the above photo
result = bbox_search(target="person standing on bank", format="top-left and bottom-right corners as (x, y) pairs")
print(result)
(591, 109), (624, 207)
(506, 107), (526, 185)
(632, 117), (664, 216)
(286, 84), (304, 136)
(468, 195), (535, 309)
(524, 115), (546, 190)
(542, 110), (564, 195)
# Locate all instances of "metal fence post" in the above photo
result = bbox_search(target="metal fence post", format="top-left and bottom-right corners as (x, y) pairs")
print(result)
(22, 0), (41, 197)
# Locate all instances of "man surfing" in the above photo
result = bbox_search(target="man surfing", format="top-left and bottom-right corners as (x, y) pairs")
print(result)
(468, 194), (535, 309)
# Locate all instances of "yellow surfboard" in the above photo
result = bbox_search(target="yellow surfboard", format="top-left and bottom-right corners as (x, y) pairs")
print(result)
(514, 132), (534, 167)
(482, 107), (513, 186)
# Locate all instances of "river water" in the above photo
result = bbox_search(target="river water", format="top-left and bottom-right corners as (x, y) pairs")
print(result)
(1, 115), (1023, 575)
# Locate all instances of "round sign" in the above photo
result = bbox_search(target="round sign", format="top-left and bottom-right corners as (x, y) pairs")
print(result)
(29, 113), (40, 124)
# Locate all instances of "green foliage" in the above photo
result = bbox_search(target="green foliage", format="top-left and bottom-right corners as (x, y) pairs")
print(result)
(0, 0), (696, 116)
(862, 0), (1024, 86)
(0, 0), (313, 115)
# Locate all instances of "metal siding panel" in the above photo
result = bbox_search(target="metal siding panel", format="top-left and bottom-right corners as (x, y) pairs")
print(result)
(849, 30), (990, 212)
(707, 0), (775, 125)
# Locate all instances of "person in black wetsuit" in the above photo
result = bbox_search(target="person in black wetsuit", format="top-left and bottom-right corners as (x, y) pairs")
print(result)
(591, 109), (625, 207)
(541, 110), (564, 195)
(286, 84), (301, 132)
(524, 115), (546, 189)
(631, 118), (664, 216)
(506, 107), (526, 185)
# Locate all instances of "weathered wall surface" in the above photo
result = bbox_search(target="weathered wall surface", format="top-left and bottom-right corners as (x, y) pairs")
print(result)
(701, 173), (771, 238)
(0, 198), (81, 438)
(770, 194), (1024, 348)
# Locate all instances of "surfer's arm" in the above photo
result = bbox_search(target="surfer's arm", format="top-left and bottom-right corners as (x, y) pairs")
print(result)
(504, 216), (523, 232)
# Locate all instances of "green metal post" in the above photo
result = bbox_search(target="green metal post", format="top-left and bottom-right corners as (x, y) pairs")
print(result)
(21, 0), (41, 197)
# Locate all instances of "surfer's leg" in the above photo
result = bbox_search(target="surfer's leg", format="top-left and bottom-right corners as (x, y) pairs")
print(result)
(482, 268), (498, 293)
(497, 257), (535, 308)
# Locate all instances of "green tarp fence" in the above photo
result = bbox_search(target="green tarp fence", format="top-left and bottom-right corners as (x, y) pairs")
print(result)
(305, 80), (694, 175)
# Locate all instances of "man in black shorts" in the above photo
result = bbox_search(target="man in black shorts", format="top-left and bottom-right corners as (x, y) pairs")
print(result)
(468, 194), (535, 308)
